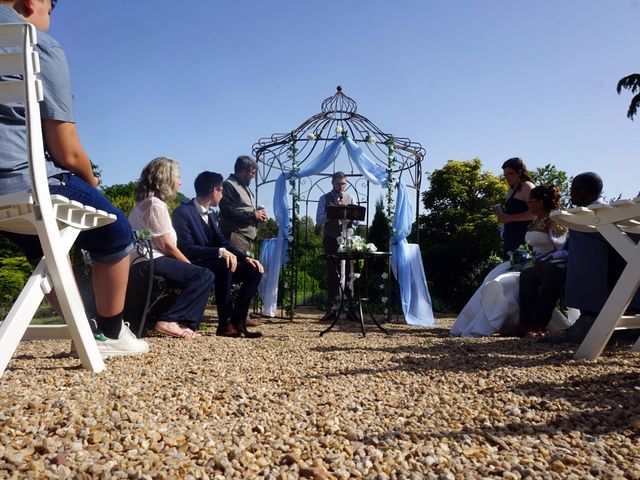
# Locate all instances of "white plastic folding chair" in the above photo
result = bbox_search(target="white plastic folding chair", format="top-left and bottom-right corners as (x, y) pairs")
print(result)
(551, 198), (640, 359)
(0, 23), (113, 375)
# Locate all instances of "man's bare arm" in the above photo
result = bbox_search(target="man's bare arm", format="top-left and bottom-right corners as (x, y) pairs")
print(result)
(42, 119), (98, 187)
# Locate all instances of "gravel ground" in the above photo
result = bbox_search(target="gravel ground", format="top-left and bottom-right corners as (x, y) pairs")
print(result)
(1, 308), (639, 479)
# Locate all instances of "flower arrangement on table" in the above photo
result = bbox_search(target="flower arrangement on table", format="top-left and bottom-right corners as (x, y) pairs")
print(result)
(336, 228), (377, 254)
(335, 229), (377, 292)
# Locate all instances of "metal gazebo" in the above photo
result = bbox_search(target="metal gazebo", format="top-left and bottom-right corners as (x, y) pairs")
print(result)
(253, 86), (425, 316)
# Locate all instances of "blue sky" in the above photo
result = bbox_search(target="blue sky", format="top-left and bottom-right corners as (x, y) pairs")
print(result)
(50, 0), (639, 215)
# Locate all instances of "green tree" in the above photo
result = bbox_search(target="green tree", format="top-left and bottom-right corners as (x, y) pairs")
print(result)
(363, 197), (394, 311)
(101, 181), (187, 216)
(91, 161), (102, 182)
(169, 192), (189, 211)
(367, 196), (390, 251)
(101, 181), (136, 199)
(256, 218), (279, 241)
(298, 215), (322, 247)
(102, 181), (137, 216)
(617, 73), (640, 120)
(0, 235), (23, 259)
(530, 164), (571, 208)
(295, 215), (323, 296)
(419, 159), (506, 312)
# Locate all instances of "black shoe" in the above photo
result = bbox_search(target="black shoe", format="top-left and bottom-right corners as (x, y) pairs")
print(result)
(538, 334), (582, 345)
(608, 329), (640, 346)
(216, 325), (241, 337)
(319, 310), (336, 322)
(241, 330), (263, 339)
(538, 315), (595, 344)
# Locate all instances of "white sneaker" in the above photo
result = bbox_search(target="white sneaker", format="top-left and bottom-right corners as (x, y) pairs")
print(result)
(96, 322), (149, 358)
(69, 322), (149, 359)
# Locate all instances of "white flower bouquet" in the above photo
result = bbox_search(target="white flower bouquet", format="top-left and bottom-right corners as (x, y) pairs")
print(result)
(336, 234), (377, 254)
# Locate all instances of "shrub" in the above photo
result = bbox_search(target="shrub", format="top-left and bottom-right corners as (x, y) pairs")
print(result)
(293, 268), (321, 304)
(419, 159), (506, 311)
(0, 257), (32, 307)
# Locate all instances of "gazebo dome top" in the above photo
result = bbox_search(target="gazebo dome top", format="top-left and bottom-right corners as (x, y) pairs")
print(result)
(321, 86), (357, 119)
(253, 87), (425, 192)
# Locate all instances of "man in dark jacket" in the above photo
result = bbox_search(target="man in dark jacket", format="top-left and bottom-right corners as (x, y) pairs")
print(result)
(172, 171), (263, 338)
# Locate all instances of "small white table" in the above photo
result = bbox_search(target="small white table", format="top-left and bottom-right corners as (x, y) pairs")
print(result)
(550, 198), (640, 359)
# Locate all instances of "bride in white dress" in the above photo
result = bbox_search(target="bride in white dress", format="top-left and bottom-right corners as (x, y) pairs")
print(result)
(450, 185), (572, 338)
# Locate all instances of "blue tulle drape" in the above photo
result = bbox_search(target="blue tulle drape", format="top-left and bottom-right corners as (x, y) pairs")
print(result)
(260, 136), (434, 326)
(261, 138), (343, 316)
(390, 183), (434, 326)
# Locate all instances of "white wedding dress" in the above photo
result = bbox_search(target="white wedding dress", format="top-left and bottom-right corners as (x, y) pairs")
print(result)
(450, 231), (575, 337)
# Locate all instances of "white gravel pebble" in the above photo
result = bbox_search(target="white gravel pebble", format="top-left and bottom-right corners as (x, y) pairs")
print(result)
(1, 309), (639, 478)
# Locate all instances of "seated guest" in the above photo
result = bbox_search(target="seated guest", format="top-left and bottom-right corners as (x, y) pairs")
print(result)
(172, 171), (264, 338)
(0, 0), (148, 357)
(544, 172), (640, 343)
(451, 185), (567, 338)
(128, 158), (214, 339)
(517, 186), (569, 335)
(219, 155), (267, 328)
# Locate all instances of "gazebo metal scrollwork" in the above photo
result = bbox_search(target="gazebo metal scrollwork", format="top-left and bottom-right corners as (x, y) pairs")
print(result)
(252, 86), (425, 316)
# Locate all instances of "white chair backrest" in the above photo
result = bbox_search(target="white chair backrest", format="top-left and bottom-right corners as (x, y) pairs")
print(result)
(1, 23), (107, 376)
(551, 198), (640, 359)
(0, 22), (49, 210)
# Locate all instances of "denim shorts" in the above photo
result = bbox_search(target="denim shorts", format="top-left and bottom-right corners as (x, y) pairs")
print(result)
(2, 173), (134, 264)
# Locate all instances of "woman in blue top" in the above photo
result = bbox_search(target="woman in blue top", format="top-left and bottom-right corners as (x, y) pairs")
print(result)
(497, 157), (536, 260)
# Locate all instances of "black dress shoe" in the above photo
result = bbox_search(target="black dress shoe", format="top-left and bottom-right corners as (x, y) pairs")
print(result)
(241, 330), (263, 339)
(319, 310), (336, 322)
(608, 329), (640, 346)
(538, 315), (595, 345)
(216, 325), (241, 337)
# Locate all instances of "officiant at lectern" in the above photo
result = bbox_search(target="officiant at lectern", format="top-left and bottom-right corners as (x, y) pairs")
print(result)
(316, 172), (358, 310)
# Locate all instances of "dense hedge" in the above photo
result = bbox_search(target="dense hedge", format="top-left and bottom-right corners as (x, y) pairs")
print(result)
(0, 256), (32, 308)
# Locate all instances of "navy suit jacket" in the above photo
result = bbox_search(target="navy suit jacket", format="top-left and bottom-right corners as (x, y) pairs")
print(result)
(172, 200), (246, 266)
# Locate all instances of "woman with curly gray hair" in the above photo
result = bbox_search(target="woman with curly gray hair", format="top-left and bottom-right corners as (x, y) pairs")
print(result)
(129, 157), (214, 339)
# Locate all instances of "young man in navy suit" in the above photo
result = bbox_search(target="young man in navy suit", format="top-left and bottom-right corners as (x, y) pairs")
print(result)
(172, 172), (264, 338)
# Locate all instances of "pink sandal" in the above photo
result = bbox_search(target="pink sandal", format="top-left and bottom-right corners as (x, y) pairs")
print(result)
(155, 321), (198, 339)
(178, 324), (202, 338)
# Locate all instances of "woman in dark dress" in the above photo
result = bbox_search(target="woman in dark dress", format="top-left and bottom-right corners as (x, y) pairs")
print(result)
(497, 157), (536, 260)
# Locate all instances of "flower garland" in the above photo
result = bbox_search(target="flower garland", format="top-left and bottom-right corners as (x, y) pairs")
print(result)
(380, 271), (389, 316)
(384, 137), (397, 237)
(365, 132), (377, 145)
(281, 137), (300, 317)
(383, 138), (397, 320)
